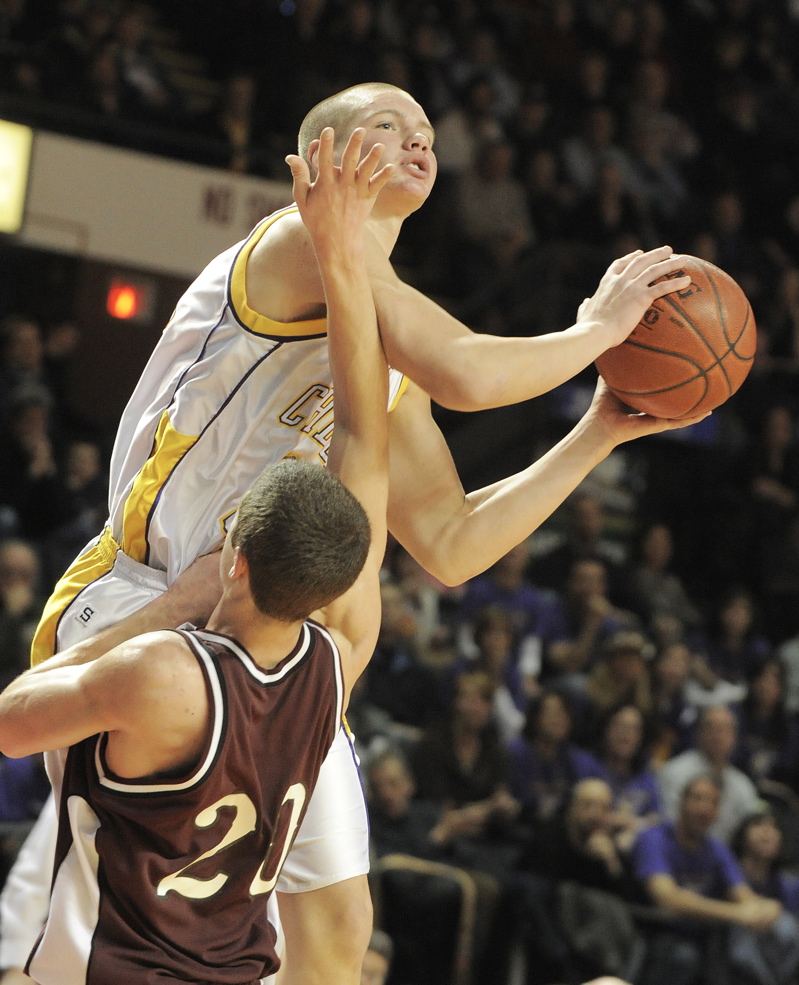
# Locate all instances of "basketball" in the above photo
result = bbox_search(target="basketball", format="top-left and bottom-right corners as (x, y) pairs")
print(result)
(594, 256), (757, 419)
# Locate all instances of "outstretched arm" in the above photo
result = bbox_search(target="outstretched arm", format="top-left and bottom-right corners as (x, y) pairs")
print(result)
(369, 246), (693, 412)
(387, 377), (709, 587)
(286, 128), (394, 694)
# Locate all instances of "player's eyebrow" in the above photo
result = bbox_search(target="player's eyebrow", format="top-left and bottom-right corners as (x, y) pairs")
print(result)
(363, 108), (436, 143)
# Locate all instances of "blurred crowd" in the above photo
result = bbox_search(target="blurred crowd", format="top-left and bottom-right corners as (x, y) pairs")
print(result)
(4, 1), (799, 984)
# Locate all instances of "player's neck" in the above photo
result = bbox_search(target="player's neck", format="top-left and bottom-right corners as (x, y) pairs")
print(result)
(207, 598), (305, 670)
(366, 212), (403, 254)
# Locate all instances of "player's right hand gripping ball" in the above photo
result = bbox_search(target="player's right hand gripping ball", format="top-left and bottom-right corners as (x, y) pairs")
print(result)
(595, 256), (757, 419)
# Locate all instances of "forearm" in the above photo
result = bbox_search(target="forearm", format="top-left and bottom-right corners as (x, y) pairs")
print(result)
(0, 664), (94, 756)
(374, 276), (607, 412)
(413, 417), (613, 586)
(651, 885), (740, 924)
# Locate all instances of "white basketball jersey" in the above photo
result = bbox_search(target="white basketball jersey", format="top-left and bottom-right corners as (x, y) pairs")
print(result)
(106, 206), (406, 584)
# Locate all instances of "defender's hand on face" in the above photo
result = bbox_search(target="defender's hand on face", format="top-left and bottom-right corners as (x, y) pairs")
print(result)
(285, 128), (394, 245)
(577, 247), (692, 349)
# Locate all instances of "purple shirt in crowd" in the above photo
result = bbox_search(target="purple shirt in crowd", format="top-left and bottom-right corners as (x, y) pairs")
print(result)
(634, 821), (745, 902)
(580, 753), (663, 818)
(508, 736), (596, 822)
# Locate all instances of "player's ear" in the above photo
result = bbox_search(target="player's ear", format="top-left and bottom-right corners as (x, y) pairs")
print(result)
(229, 547), (248, 581)
(307, 139), (321, 176)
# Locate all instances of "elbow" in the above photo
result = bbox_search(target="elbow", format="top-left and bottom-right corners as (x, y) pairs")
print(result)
(431, 374), (498, 414)
(416, 552), (474, 589)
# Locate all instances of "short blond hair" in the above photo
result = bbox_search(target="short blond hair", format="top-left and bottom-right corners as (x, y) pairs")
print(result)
(297, 83), (410, 163)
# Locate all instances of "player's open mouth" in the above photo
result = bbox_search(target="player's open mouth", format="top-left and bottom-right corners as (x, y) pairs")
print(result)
(402, 159), (428, 176)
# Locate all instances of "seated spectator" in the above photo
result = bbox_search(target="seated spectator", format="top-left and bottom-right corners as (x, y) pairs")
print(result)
(0, 539), (45, 688)
(457, 540), (556, 696)
(108, 5), (182, 124)
(528, 492), (626, 603)
(733, 656), (799, 791)
(462, 605), (526, 743)
(687, 586), (771, 704)
(524, 778), (629, 893)
(582, 703), (662, 852)
(586, 629), (654, 725)
(657, 705), (759, 843)
(366, 748), (502, 985)
(732, 810), (799, 915)
(0, 388), (80, 541)
(542, 557), (639, 693)
(508, 687), (595, 829)
(360, 928), (393, 985)
(560, 105), (632, 198)
(650, 641), (698, 766)
(454, 138), (535, 285)
(516, 779), (639, 985)
(623, 520), (703, 644)
(409, 671), (522, 878)
(362, 581), (445, 744)
(576, 159), (651, 252)
(195, 73), (267, 175)
(388, 544), (454, 658)
(633, 775), (799, 985)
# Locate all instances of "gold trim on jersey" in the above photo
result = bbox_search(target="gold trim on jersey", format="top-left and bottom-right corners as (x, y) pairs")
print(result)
(229, 207), (327, 340)
(121, 411), (198, 564)
(389, 374), (410, 412)
(30, 528), (119, 666)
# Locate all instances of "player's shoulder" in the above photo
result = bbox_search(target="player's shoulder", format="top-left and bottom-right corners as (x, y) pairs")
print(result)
(110, 630), (201, 688)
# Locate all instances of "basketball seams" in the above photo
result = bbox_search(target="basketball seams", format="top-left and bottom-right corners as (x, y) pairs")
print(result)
(660, 290), (733, 397)
(595, 255), (756, 417)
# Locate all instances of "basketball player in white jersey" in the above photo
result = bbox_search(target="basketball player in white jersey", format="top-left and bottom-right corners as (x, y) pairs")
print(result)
(0, 126), (396, 985)
(3, 83), (698, 985)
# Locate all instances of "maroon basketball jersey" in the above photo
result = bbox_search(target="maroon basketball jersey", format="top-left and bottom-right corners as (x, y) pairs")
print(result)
(27, 621), (344, 985)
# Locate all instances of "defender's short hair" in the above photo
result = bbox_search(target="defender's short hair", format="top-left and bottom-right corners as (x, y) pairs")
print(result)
(297, 83), (409, 164)
(233, 460), (370, 622)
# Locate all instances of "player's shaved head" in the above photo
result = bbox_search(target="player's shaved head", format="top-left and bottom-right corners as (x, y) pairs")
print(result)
(298, 83), (411, 163)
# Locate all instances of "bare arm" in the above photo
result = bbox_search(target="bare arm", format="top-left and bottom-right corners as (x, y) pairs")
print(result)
(248, 213), (693, 414)
(286, 129), (393, 697)
(32, 552), (222, 669)
(387, 377), (708, 587)
(0, 632), (205, 773)
(646, 874), (781, 930)
(369, 245), (692, 412)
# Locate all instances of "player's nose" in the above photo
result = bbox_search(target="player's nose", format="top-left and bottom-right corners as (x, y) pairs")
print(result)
(406, 132), (429, 152)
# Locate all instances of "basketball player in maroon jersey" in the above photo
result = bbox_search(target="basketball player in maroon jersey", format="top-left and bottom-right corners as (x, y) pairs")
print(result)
(0, 128), (395, 984)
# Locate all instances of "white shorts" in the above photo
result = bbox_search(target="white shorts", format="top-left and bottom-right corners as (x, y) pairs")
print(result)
(52, 549), (371, 893)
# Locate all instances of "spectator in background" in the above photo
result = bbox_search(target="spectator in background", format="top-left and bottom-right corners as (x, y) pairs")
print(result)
(517, 779), (635, 985)
(732, 810), (799, 916)
(449, 24), (520, 123)
(688, 587), (771, 703)
(108, 4), (181, 124)
(431, 74), (505, 179)
(466, 605), (526, 743)
(389, 543), (454, 659)
(576, 159), (650, 253)
(623, 520), (703, 646)
(561, 105), (632, 198)
(633, 775), (799, 985)
(542, 557), (638, 692)
(657, 705), (759, 844)
(454, 138), (534, 290)
(0, 539), (44, 688)
(649, 641), (698, 766)
(582, 703), (662, 852)
(586, 629), (654, 726)
(508, 687), (594, 830)
(528, 492), (626, 603)
(733, 656), (799, 791)
(457, 540), (554, 697)
(523, 147), (575, 245)
(0, 388), (79, 541)
(363, 581), (444, 745)
(410, 671), (522, 878)
(196, 73), (267, 175)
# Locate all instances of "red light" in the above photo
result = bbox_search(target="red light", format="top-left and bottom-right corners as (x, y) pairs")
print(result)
(107, 284), (140, 319)
(106, 276), (154, 321)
